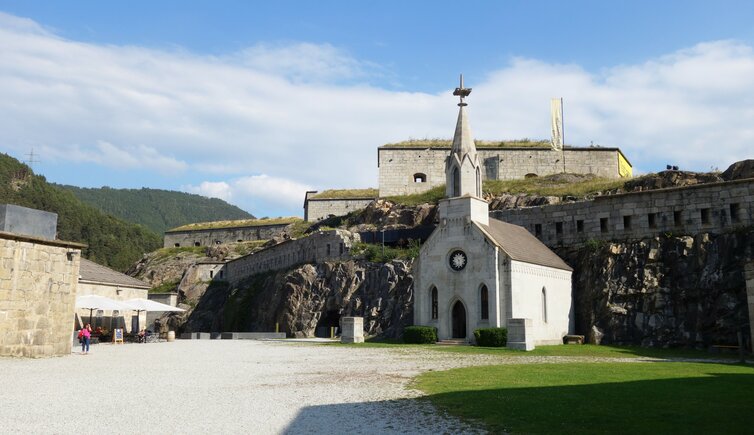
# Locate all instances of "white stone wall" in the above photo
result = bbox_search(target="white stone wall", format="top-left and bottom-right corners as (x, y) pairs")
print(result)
(76, 282), (148, 334)
(225, 230), (359, 284)
(378, 147), (626, 196)
(305, 198), (375, 222)
(164, 224), (289, 248)
(492, 178), (754, 248)
(508, 261), (573, 345)
(0, 236), (82, 357)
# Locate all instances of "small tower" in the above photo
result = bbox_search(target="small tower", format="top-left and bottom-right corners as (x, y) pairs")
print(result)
(446, 74), (482, 199)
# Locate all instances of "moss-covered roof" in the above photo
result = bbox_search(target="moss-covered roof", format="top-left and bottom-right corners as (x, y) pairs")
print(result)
(380, 138), (552, 149)
(309, 188), (379, 199)
(167, 217), (302, 232)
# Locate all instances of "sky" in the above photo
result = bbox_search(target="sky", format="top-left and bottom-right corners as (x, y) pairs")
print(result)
(1, 1), (754, 218)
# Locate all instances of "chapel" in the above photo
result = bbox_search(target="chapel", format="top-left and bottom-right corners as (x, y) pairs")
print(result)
(413, 76), (574, 347)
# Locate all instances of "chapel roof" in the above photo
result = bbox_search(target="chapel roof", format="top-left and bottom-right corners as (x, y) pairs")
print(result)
(78, 258), (151, 289)
(477, 219), (573, 271)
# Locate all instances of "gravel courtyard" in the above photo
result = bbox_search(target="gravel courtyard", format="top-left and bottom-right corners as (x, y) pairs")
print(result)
(0, 340), (647, 434)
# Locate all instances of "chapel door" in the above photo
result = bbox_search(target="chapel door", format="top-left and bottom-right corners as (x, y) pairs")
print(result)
(451, 301), (467, 339)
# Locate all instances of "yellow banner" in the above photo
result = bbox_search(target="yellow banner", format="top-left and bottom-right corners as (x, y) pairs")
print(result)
(618, 153), (632, 177)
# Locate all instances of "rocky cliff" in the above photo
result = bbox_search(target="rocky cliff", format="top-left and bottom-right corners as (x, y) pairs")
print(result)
(181, 260), (414, 338)
(558, 229), (753, 347)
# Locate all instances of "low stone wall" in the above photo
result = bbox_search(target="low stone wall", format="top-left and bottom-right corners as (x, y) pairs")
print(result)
(164, 223), (289, 248)
(378, 147), (629, 196)
(492, 178), (754, 247)
(304, 197), (375, 222)
(225, 230), (359, 285)
(0, 232), (84, 357)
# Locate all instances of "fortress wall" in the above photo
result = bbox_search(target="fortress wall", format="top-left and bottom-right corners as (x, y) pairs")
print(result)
(0, 234), (83, 357)
(378, 147), (627, 196)
(305, 198), (375, 222)
(225, 230), (359, 284)
(491, 178), (754, 247)
(164, 224), (289, 248)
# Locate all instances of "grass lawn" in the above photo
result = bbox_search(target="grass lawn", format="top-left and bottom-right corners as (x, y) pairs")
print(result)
(414, 362), (754, 434)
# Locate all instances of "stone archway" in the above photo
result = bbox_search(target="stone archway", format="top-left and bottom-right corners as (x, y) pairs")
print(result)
(451, 300), (467, 339)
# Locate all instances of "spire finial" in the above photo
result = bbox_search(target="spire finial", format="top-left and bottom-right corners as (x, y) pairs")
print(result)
(453, 73), (472, 106)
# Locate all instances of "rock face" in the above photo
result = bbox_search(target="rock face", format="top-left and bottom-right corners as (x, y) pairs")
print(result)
(620, 170), (723, 192)
(722, 159), (754, 181)
(182, 260), (414, 339)
(558, 230), (754, 347)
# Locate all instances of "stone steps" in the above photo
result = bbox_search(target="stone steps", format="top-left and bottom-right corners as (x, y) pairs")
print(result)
(436, 339), (469, 346)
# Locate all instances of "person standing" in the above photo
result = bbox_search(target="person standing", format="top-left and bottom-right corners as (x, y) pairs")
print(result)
(78, 323), (92, 354)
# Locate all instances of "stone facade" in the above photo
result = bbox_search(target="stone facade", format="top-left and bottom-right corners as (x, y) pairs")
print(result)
(225, 230), (360, 285)
(379, 146), (631, 197)
(492, 178), (754, 248)
(0, 232), (84, 358)
(304, 194), (376, 222)
(164, 223), (290, 248)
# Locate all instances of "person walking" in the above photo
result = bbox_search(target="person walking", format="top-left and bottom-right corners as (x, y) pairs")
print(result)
(78, 323), (92, 354)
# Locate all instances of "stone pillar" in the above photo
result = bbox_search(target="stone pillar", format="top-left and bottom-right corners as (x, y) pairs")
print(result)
(507, 318), (534, 351)
(340, 317), (364, 343)
(746, 262), (754, 351)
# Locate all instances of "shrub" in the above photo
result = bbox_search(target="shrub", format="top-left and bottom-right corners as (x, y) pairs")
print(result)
(473, 327), (507, 347)
(403, 326), (438, 344)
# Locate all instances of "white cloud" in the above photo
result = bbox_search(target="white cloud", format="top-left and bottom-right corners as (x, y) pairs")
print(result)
(2, 12), (754, 216)
(184, 181), (233, 202)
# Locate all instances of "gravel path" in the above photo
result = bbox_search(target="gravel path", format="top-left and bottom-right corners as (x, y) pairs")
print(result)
(0, 340), (661, 434)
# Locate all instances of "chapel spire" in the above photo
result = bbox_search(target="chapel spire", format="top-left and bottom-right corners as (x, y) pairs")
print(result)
(446, 74), (482, 198)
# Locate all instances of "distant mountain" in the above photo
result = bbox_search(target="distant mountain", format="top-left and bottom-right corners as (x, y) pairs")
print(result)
(59, 186), (254, 234)
(0, 153), (161, 272)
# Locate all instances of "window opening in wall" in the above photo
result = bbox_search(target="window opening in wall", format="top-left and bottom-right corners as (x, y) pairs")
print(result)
(174, 243), (180, 247)
(452, 167), (460, 197)
(525, 173), (538, 179)
(542, 287), (548, 323)
(209, 270), (214, 279)
(339, 243), (344, 255)
(576, 220), (584, 233)
(480, 285), (489, 320)
(648, 213), (657, 229)
(701, 208), (711, 225)
(555, 222), (563, 235)
(326, 244), (331, 255)
(623, 215), (632, 230)
(730, 203), (740, 223)
(674, 210), (682, 226)
(194, 242), (201, 247)
(600, 217), (609, 233)
(534, 223), (542, 238)
(237, 239), (243, 243)
(413, 173), (427, 183)
(431, 287), (438, 320)
(219, 270), (224, 279)
(215, 240), (221, 245)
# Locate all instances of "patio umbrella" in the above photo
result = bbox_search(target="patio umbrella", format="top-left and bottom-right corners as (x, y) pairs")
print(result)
(124, 298), (185, 334)
(75, 294), (136, 325)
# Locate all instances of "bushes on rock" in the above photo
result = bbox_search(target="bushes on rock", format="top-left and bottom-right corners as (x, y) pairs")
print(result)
(474, 327), (507, 347)
(403, 326), (437, 344)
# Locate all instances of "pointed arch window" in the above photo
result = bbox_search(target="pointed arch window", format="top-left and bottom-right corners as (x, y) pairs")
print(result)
(452, 167), (460, 197)
(476, 167), (481, 197)
(542, 287), (548, 323)
(431, 286), (438, 320)
(480, 285), (489, 320)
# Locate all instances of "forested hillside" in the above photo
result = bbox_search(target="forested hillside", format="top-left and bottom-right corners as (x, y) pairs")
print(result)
(0, 153), (161, 271)
(60, 185), (254, 234)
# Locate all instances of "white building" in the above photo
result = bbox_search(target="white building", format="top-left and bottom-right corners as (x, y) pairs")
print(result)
(413, 77), (574, 347)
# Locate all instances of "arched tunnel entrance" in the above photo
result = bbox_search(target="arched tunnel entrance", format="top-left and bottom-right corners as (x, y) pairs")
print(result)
(315, 309), (341, 338)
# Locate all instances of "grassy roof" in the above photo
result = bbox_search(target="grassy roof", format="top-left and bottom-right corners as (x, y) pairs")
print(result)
(167, 217), (302, 232)
(309, 188), (379, 199)
(381, 138), (552, 149)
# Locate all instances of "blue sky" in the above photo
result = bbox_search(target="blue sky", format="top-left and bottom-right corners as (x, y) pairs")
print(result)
(1, 1), (754, 217)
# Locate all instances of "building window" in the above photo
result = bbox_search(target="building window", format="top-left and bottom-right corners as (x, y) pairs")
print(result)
(576, 220), (584, 233)
(174, 243), (180, 247)
(648, 213), (657, 229)
(413, 173), (427, 183)
(623, 215), (632, 230)
(431, 287), (438, 320)
(339, 243), (344, 255)
(209, 270), (214, 279)
(534, 223), (542, 238)
(555, 222), (563, 235)
(452, 167), (460, 197)
(326, 244), (331, 255)
(674, 210), (683, 227)
(730, 203), (740, 223)
(215, 240), (222, 245)
(600, 217), (609, 233)
(701, 208), (711, 225)
(525, 173), (538, 179)
(480, 285), (489, 320)
(194, 242), (201, 247)
(237, 239), (243, 243)
(542, 287), (548, 323)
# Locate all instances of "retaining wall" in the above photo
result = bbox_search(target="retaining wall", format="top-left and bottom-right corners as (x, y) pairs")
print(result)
(164, 223), (290, 248)
(491, 178), (754, 247)
(304, 196), (375, 222)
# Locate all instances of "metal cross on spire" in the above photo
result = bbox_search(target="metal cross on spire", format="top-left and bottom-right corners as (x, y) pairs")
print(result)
(453, 74), (472, 106)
